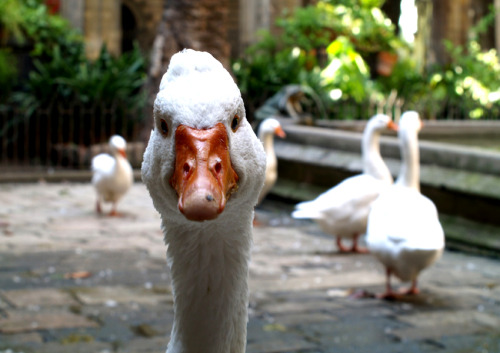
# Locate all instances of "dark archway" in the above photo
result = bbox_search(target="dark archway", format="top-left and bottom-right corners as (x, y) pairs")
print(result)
(121, 4), (137, 53)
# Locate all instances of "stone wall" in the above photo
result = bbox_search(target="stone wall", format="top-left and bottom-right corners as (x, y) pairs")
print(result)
(61, 0), (163, 59)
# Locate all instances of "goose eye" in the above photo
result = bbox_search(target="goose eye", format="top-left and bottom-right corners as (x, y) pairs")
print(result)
(160, 119), (169, 136)
(231, 115), (240, 132)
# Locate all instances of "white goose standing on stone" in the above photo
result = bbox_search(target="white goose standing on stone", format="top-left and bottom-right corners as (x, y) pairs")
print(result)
(292, 114), (397, 252)
(141, 49), (266, 353)
(366, 111), (445, 299)
(91, 135), (133, 216)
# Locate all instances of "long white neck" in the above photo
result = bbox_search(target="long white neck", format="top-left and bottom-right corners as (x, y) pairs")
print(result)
(395, 129), (420, 191)
(114, 154), (128, 171)
(260, 132), (277, 175)
(163, 210), (253, 353)
(362, 125), (392, 182)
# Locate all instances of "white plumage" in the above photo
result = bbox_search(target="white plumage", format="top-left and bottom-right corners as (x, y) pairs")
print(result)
(257, 118), (286, 205)
(141, 49), (266, 353)
(91, 135), (133, 216)
(292, 114), (397, 252)
(366, 111), (445, 298)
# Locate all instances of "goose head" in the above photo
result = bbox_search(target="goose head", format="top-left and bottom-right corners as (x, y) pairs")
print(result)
(142, 49), (266, 224)
(258, 118), (286, 140)
(366, 114), (398, 133)
(399, 110), (423, 133)
(109, 135), (127, 158)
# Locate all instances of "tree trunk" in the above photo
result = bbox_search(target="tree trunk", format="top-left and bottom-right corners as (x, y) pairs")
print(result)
(149, 0), (231, 91)
(142, 0), (231, 142)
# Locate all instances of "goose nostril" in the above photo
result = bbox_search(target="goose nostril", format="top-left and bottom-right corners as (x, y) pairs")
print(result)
(183, 163), (190, 175)
(214, 162), (222, 175)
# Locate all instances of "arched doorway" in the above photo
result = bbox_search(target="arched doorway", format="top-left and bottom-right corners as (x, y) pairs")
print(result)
(121, 3), (137, 53)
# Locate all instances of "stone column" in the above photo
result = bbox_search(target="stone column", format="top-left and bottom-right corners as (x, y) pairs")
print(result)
(60, 0), (85, 34)
(102, 0), (121, 56)
(84, 0), (121, 59)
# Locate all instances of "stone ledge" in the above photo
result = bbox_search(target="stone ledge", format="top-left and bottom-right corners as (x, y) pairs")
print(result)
(279, 120), (500, 176)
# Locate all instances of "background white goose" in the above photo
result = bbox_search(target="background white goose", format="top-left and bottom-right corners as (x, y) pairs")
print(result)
(257, 117), (286, 205)
(141, 49), (266, 353)
(91, 135), (133, 216)
(292, 114), (397, 253)
(366, 111), (445, 299)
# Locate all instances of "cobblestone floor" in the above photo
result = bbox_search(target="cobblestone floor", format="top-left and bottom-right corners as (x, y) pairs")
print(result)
(0, 182), (499, 353)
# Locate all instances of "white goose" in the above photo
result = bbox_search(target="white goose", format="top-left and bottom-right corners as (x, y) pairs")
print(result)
(91, 135), (133, 216)
(366, 111), (445, 298)
(292, 114), (397, 252)
(141, 49), (266, 353)
(257, 118), (286, 205)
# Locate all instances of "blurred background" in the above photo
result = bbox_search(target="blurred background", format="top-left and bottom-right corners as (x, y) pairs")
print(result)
(1, 0), (500, 171)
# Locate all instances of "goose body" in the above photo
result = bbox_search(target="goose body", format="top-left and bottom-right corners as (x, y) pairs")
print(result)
(366, 111), (445, 298)
(141, 49), (266, 353)
(257, 118), (286, 205)
(292, 114), (397, 252)
(91, 135), (133, 216)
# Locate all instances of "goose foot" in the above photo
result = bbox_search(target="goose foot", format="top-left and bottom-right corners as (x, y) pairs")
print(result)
(336, 238), (351, 253)
(96, 200), (102, 214)
(337, 236), (369, 253)
(379, 271), (419, 300)
(108, 203), (122, 217)
(401, 279), (419, 295)
(378, 268), (402, 300)
(351, 235), (369, 253)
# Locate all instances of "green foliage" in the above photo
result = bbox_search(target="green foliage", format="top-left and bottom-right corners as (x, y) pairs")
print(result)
(0, 0), (82, 55)
(419, 7), (500, 120)
(0, 0), (26, 44)
(14, 44), (147, 115)
(233, 31), (317, 115)
(277, 5), (340, 52)
(22, 0), (82, 58)
(426, 41), (500, 119)
(0, 49), (17, 102)
(278, 1), (400, 55)
(321, 36), (371, 103)
(234, 0), (402, 120)
(2, 0), (146, 118)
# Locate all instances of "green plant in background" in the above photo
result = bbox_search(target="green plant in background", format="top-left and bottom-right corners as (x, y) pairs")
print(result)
(234, 0), (405, 120)
(0, 0), (82, 56)
(321, 36), (370, 103)
(0, 0), (26, 45)
(21, 0), (83, 59)
(2, 0), (147, 116)
(14, 44), (147, 115)
(423, 6), (500, 120)
(233, 30), (315, 117)
(0, 49), (17, 102)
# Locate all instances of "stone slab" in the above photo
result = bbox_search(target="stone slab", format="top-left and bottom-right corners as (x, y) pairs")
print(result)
(1, 288), (78, 308)
(0, 310), (99, 333)
(73, 285), (171, 306)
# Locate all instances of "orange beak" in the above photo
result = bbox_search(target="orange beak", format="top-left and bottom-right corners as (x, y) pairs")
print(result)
(119, 149), (127, 158)
(386, 120), (399, 131)
(169, 123), (239, 222)
(274, 125), (286, 138)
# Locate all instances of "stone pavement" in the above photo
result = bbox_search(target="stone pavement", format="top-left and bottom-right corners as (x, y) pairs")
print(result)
(0, 182), (499, 353)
